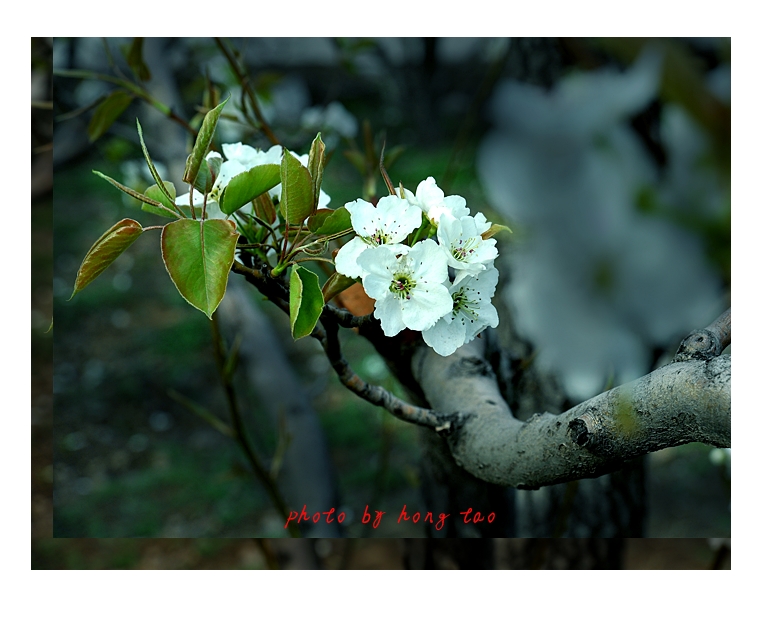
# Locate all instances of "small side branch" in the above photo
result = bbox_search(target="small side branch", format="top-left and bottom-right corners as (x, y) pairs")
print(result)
(321, 303), (376, 330)
(231, 259), (290, 315)
(214, 37), (280, 146)
(317, 316), (444, 430)
(673, 308), (731, 362)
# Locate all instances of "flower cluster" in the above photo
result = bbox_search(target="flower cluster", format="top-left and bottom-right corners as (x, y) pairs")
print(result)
(335, 177), (500, 356)
(171, 137), (502, 356)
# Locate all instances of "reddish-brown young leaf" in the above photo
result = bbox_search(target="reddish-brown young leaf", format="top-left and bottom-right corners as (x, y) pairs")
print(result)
(71, 219), (144, 298)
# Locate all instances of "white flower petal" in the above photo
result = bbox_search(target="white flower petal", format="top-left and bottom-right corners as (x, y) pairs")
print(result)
(420, 266), (501, 354)
(399, 282), (453, 331)
(415, 177), (445, 206)
(346, 199), (379, 237)
(422, 316), (467, 356)
(411, 177), (470, 223)
(335, 237), (371, 279)
(373, 295), (406, 336)
(438, 213), (499, 278)
(408, 239), (450, 284)
(358, 245), (408, 284)
(443, 195), (469, 220)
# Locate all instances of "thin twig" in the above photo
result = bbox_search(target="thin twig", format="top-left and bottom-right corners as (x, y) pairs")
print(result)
(321, 303), (376, 330)
(317, 315), (443, 430)
(214, 37), (280, 145)
(254, 538), (280, 570)
(210, 314), (299, 537)
(231, 260), (290, 315)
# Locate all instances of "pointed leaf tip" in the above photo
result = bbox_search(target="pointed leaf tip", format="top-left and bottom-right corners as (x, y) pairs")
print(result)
(307, 133), (326, 212)
(481, 223), (513, 240)
(161, 219), (239, 319)
(183, 95), (230, 187)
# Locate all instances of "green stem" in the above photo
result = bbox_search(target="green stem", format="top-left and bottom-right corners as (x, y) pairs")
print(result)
(291, 256), (335, 266)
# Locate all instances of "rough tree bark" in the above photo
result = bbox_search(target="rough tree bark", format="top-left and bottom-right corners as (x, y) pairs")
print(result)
(412, 341), (729, 489)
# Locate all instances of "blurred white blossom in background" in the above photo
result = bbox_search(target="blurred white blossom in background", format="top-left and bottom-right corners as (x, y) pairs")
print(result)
(478, 49), (727, 400)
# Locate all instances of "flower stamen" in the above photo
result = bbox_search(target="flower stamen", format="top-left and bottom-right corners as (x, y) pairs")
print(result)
(390, 273), (415, 300)
(452, 237), (480, 262)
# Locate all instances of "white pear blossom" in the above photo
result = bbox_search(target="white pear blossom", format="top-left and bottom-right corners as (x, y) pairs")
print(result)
(437, 212), (499, 284)
(176, 145), (277, 217)
(422, 266), (500, 356)
(358, 239), (452, 336)
(404, 176), (470, 225)
(335, 195), (422, 279)
(222, 143), (281, 168)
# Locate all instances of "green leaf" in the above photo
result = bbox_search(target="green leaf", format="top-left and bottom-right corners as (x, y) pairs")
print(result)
(321, 271), (356, 304)
(136, 118), (174, 205)
(313, 206), (351, 236)
(280, 149), (313, 224)
(307, 133), (326, 211)
(161, 219), (239, 319)
(93, 170), (162, 207)
(193, 154), (222, 194)
(183, 95), (230, 187)
(141, 182), (179, 218)
(219, 164), (281, 215)
(289, 265), (324, 339)
(306, 208), (332, 233)
(481, 223), (513, 240)
(88, 90), (134, 142)
(125, 37), (151, 81)
(252, 192), (277, 225)
(71, 219), (143, 298)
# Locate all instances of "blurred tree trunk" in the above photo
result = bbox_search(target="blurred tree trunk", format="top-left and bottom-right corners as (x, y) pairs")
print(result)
(218, 280), (342, 537)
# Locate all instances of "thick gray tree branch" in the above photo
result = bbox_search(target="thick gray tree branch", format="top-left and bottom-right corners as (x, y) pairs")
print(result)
(412, 322), (730, 490)
(233, 253), (731, 491)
